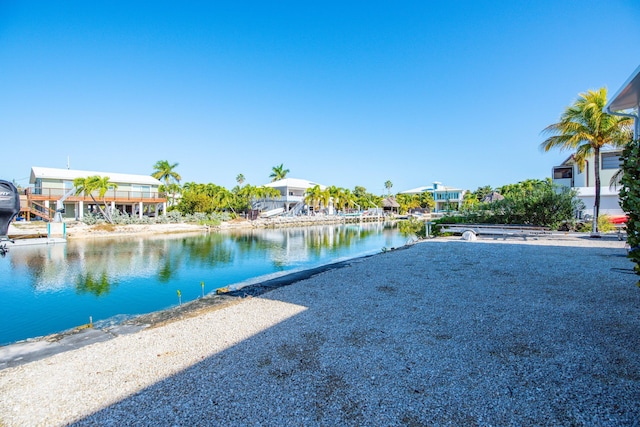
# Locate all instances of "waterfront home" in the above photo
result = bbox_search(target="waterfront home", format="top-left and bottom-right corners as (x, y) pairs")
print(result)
(260, 178), (327, 214)
(24, 167), (167, 221)
(551, 149), (624, 218)
(399, 182), (465, 213)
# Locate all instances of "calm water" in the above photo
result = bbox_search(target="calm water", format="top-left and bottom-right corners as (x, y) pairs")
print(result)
(0, 222), (408, 346)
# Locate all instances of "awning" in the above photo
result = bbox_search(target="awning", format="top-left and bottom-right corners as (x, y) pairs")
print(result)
(606, 64), (640, 139)
(605, 64), (640, 112)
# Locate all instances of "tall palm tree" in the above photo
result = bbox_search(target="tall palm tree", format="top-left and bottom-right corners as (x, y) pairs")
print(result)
(236, 174), (245, 186)
(541, 88), (632, 232)
(384, 180), (393, 195)
(342, 189), (358, 211)
(305, 185), (323, 213)
(213, 188), (236, 214)
(269, 164), (290, 182)
(319, 187), (331, 212)
(74, 175), (118, 223)
(152, 160), (182, 187)
(328, 186), (345, 212)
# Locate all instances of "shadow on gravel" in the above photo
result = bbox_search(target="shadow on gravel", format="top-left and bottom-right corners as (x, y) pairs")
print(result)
(68, 242), (640, 426)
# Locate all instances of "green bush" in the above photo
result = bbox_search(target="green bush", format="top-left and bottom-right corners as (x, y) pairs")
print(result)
(597, 215), (616, 233)
(432, 179), (583, 230)
(619, 141), (640, 278)
(398, 217), (427, 239)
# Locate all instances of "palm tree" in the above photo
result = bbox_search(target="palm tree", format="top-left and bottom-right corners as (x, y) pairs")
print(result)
(328, 186), (346, 213)
(319, 187), (331, 212)
(236, 174), (245, 186)
(152, 160), (182, 187)
(269, 164), (290, 182)
(74, 175), (118, 223)
(213, 188), (236, 214)
(541, 88), (632, 232)
(342, 189), (358, 211)
(305, 185), (323, 213)
(384, 180), (393, 195)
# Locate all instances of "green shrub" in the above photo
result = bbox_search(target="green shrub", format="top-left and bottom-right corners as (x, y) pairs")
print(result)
(619, 140), (640, 278)
(398, 217), (427, 239)
(432, 179), (583, 230)
(597, 215), (616, 233)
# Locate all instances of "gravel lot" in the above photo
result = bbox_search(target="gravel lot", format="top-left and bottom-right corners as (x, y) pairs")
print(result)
(0, 235), (638, 426)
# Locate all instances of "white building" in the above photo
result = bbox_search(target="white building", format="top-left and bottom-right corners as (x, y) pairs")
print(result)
(400, 182), (465, 213)
(260, 178), (326, 214)
(26, 166), (166, 221)
(551, 149), (624, 218)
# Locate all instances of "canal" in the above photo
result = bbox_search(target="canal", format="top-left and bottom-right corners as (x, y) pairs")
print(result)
(0, 222), (409, 345)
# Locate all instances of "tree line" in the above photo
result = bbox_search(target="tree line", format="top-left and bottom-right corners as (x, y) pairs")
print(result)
(151, 162), (435, 216)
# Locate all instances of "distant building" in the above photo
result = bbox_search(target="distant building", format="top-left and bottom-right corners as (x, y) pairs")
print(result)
(399, 182), (465, 213)
(260, 178), (326, 214)
(24, 167), (167, 221)
(551, 149), (624, 218)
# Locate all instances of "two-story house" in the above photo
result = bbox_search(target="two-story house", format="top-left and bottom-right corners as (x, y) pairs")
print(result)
(261, 178), (326, 214)
(399, 182), (465, 213)
(551, 149), (624, 218)
(25, 167), (167, 221)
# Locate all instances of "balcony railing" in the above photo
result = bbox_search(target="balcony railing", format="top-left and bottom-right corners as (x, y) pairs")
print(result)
(26, 187), (166, 202)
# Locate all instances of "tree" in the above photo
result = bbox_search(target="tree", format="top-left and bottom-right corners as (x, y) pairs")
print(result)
(159, 182), (181, 207)
(419, 192), (436, 211)
(384, 180), (393, 195)
(541, 88), (632, 232)
(474, 185), (493, 202)
(74, 175), (118, 223)
(439, 179), (583, 229)
(269, 164), (290, 182)
(213, 187), (236, 214)
(341, 189), (358, 211)
(236, 174), (245, 186)
(305, 185), (323, 213)
(462, 191), (479, 210)
(152, 160), (182, 187)
(396, 193), (421, 214)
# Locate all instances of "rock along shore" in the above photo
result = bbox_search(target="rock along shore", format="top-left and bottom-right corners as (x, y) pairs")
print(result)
(7, 215), (387, 240)
(0, 234), (638, 426)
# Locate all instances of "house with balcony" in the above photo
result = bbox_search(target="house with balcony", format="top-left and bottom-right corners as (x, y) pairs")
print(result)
(24, 167), (167, 221)
(551, 149), (624, 218)
(399, 182), (465, 213)
(260, 178), (326, 214)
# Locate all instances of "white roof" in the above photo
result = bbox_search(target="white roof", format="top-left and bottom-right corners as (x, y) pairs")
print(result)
(263, 178), (326, 190)
(400, 184), (462, 194)
(30, 167), (162, 186)
(399, 186), (430, 194)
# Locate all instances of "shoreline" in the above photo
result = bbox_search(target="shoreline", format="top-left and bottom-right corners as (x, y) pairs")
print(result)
(0, 233), (627, 366)
(0, 241), (405, 370)
(6, 215), (392, 240)
(0, 221), (412, 369)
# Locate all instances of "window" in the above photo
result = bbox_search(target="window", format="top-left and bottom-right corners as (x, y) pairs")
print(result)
(553, 167), (573, 179)
(602, 152), (622, 170)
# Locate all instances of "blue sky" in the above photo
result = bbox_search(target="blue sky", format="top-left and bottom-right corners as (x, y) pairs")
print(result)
(1, 1), (639, 195)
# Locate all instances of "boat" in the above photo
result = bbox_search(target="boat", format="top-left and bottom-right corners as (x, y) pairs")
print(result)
(0, 180), (21, 254)
(259, 208), (285, 218)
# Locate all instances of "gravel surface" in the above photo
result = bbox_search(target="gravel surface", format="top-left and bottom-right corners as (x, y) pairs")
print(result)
(0, 235), (638, 426)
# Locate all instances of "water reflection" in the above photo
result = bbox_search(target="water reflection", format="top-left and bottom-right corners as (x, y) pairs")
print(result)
(76, 272), (118, 297)
(8, 223), (401, 297)
(1, 222), (406, 345)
